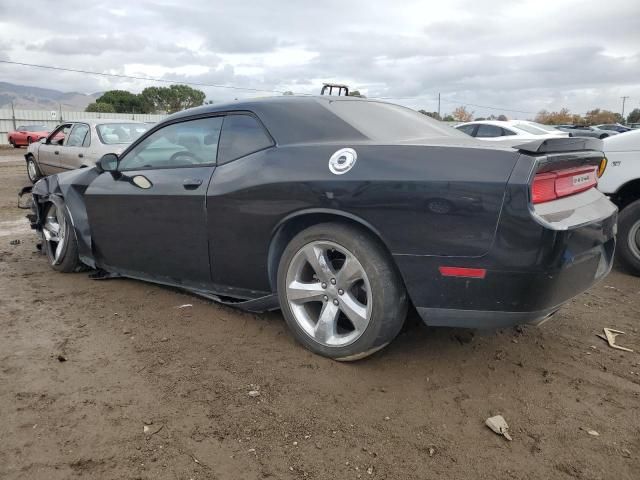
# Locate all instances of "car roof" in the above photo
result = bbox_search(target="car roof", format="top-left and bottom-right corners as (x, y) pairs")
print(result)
(457, 120), (513, 127)
(62, 119), (146, 127)
(164, 95), (483, 146)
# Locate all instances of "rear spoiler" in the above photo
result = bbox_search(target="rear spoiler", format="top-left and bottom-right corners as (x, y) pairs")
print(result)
(515, 137), (603, 154)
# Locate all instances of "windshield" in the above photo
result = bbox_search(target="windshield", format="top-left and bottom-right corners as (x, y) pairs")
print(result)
(96, 123), (150, 145)
(525, 122), (560, 133)
(323, 100), (469, 141)
(512, 123), (549, 135)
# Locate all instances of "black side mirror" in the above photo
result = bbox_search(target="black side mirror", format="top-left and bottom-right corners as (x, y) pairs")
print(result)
(96, 153), (119, 174)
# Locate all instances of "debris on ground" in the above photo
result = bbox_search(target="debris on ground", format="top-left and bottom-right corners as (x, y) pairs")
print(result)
(587, 429), (600, 437)
(485, 415), (512, 441)
(597, 328), (633, 352)
(9, 239), (20, 245)
(248, 390), (260, 397)
(176, 304), (193, 309)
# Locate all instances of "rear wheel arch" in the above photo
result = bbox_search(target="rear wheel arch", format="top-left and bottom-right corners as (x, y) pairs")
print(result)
(612, 179), (640, 210)
(267, 210), (394, 291)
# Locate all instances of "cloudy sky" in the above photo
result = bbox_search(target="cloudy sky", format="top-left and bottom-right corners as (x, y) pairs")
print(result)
(0, 0), (639, 118)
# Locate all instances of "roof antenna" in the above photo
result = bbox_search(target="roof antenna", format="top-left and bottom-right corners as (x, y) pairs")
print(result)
(321, 83), (350, 96)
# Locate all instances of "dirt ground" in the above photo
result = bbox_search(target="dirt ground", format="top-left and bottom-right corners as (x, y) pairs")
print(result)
(1, 146), (639, 480)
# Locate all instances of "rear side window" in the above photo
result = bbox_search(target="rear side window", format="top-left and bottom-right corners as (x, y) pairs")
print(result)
(476, 124), (504, 138)
(218, 114), (274, 164)
(456, 124), (476, 136)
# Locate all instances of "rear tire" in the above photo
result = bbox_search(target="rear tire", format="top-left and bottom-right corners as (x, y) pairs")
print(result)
(617, 199), (640, 276)
(277, 222), (408, 361)
(42, 201), (84, 273)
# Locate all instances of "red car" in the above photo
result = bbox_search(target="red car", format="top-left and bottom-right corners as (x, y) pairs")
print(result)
(8, 125), (51, 147)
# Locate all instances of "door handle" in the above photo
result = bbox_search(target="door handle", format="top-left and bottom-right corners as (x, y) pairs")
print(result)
(78, 153), (84, 158)
(183, 178), (203, 190)
(54, 151), (59, 155)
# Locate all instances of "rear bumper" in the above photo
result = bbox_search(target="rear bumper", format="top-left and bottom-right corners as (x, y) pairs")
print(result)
(396, 190), (617, 329)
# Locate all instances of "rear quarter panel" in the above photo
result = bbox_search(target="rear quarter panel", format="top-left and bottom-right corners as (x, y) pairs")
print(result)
(206, 143), (520, 292)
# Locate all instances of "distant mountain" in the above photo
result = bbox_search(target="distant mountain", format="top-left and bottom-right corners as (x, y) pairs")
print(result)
(0, 81), (101, 111)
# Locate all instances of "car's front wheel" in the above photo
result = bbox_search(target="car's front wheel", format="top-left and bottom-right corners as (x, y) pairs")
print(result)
(26, 156), (42, 183)
(618, 199), (640, 276)
(42, 201), (84, 273)
(277, 223), (408, 361)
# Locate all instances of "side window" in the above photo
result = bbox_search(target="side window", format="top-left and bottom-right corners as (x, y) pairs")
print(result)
(118, 116), (223, 171)
(456, 124), (476, 136)
(218, 114), (273, 165)
(47, 124), (71, 145)
(501, 128), (517, 136)
(66, 124), (90, 147)
(475, 124), (503, 138)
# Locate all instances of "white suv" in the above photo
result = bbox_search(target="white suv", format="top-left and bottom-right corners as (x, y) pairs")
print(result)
(600, 129), (640, 274)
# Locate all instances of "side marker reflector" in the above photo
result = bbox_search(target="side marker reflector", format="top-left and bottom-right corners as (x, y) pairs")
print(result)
(439, 266), (487, 279)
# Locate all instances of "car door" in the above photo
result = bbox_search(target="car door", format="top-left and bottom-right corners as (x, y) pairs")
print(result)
(60, 123), (91, 170)
(37, 123), (72, 175)
(83, 115), (224, 288)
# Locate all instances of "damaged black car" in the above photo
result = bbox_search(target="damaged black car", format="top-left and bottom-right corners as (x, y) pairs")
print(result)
(28, 96), (617, 360)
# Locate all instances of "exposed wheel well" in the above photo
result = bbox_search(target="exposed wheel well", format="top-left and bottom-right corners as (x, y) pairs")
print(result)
(611, 179), (640, 210)
(267, 212), (393, 291)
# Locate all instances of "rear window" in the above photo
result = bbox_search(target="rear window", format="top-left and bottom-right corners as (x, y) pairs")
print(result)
(513, 123), (548, 135)
(322, 100), (469, 141)
(97, 123), (150, 145)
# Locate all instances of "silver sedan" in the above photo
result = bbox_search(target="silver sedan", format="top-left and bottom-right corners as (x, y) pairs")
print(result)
(25, 120), (150, 183)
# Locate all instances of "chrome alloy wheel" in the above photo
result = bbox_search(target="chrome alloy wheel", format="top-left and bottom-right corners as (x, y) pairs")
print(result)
(629, 219), (640, 261)
(42, 204), (66, 265)
(285, 240), (372, 347)
(27, 159), (38, 182)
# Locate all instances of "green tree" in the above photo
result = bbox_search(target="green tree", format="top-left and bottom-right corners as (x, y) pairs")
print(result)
(442, 114), (455, 122)
(418, 110), (442, 121)
(348, 90), (366, 98)
(85, 102), (116, 113)
(282, 91), (294, 96)
(94, 90), (147, 113)
(140, 85), (206, 114)
(628, 108), (640, 124)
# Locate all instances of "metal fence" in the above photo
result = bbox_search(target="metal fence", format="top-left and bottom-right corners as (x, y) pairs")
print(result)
(0, 108), (167, 144)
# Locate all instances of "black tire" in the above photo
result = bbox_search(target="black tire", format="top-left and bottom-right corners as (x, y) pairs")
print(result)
(277, 222), (408, 361)
(26, 155), (42, 183)
(10, 139), (19, 148)
(617, 199), (640, 276)
(27, 136), (32, 145)
(42, 201), (84, 273)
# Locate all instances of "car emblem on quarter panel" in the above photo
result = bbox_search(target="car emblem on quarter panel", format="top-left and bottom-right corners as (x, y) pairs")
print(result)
(329, 148), (357, 175)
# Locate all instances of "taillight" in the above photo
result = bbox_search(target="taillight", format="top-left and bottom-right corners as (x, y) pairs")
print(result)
(531, 166), (598, 204)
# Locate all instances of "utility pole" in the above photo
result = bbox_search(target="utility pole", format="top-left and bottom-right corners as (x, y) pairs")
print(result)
(437, 93), (441, 119)
(10, 101), (16, 130)
(621, 96), (629, 123)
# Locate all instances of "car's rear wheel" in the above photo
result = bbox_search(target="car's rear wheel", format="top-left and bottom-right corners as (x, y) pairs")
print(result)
(277, 223), (408, 361)
(42, 201), (83, 273)
(26, 156), (41, 183)
(618, 199), (640, 275)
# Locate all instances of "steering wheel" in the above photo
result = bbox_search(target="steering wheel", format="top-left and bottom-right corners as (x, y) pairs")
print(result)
(169, 151), (200, 165)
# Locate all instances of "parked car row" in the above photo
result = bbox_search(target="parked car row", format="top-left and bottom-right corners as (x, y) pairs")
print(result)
(455, 120), (624, 140)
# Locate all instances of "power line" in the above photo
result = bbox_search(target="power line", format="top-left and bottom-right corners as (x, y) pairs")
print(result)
(0, 59), (603, 116)
(0, 59), (295, 95)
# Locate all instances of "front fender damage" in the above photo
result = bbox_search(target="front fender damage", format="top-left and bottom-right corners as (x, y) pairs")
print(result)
(28, 168), (100, 268)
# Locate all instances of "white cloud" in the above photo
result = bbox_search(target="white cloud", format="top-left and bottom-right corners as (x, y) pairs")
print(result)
(0, 0), (638, 117)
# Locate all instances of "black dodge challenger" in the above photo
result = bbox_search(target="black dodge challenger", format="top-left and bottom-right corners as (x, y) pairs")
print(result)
(29, 96), (617, 360)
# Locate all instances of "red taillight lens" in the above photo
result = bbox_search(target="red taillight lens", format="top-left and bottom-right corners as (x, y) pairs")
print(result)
(531, 166), (597, 204)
